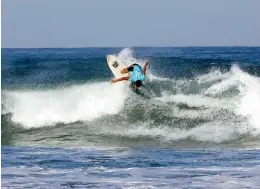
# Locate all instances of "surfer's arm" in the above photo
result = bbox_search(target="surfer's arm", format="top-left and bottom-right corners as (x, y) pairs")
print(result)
(142, 62), (148, 75)
(112, 77), (129, 83)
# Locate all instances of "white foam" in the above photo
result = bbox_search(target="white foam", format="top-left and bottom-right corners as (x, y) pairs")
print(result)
(158, 65), (260, 141)
(3, 82), (128, 128)
(236, 72), (260, 134)
(203, 65), (241, 96)
(196, 69), (231, 83)
(146, 74), (171, 82)
(156, 94), (235, 109)
(117, 48), (148, 67)
(117, 48), (137, 66)
(206, 65), (260, 134)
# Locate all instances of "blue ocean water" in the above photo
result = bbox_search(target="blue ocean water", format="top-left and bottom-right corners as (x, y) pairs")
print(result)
(2, 47), (260, 188)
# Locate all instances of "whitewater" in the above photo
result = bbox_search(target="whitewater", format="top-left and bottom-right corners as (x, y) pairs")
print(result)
(2, 48), (260, 146)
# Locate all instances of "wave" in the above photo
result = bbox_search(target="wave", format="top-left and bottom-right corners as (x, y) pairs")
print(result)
(2, 82), (128, 128)
(2, 48), (260, 144)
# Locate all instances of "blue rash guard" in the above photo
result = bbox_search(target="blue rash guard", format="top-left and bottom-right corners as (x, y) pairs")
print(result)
(129, 65), (145, 83)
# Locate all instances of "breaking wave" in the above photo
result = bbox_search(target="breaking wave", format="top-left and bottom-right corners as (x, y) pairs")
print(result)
(2, 48), (260, 144)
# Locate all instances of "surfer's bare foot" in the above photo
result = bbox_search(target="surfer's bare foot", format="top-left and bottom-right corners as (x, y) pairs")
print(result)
(111, 79), (117, 83)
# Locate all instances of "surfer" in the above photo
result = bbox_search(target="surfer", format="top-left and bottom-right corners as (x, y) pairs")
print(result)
(111, 62), (148, 91)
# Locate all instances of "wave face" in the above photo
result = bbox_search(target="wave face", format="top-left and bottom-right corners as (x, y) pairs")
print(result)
(2, 47), (260, 147)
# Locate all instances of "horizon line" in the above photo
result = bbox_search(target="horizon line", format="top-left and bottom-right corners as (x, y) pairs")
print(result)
(2, 45), (260, 49)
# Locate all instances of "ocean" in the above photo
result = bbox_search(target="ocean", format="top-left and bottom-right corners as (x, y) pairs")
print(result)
(2, 47), (260, 188)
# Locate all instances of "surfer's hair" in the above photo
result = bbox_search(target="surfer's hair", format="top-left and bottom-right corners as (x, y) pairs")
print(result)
(135, 80), (142, 87)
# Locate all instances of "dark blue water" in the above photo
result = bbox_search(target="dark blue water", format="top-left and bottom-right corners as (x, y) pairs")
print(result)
(2, 146), (260, 188)
(2, 47), (260, 188)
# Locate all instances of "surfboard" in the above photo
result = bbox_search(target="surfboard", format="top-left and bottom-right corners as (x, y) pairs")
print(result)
(107, 54), (151, 98)
(106, 55), (129, 79)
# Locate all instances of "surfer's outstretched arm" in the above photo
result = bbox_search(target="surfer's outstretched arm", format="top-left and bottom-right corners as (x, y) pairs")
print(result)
(111, 77), (129, 83)
(142, 62), (148, 75)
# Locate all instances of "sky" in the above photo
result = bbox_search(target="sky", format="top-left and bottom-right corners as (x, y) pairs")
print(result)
(2, 0), (260, 48)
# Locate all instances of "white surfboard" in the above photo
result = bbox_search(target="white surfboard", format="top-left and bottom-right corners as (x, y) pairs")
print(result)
(106, 55), (129, 79)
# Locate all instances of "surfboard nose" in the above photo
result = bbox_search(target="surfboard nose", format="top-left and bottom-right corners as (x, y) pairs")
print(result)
(106, 55), (112, 62)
